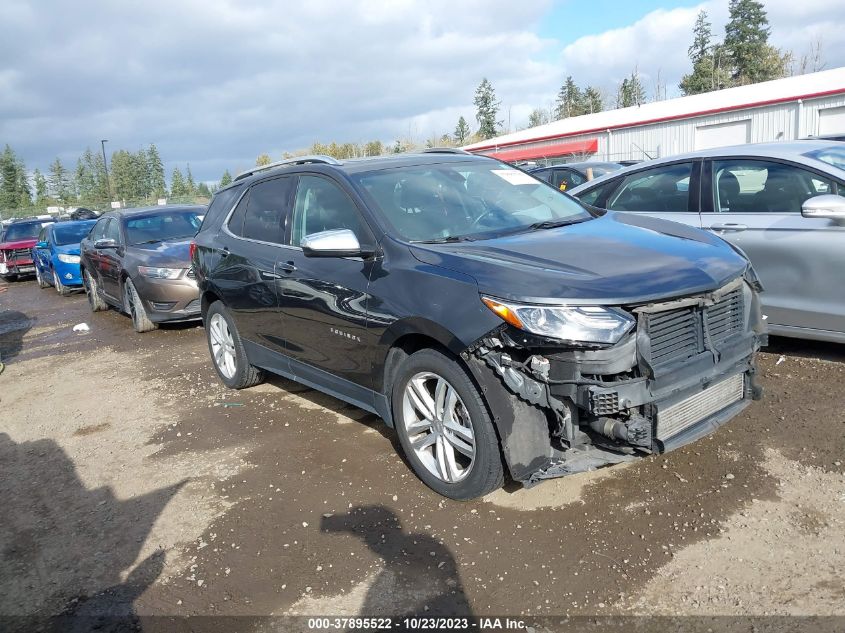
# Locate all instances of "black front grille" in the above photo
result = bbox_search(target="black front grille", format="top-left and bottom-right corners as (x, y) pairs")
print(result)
(644, 286), (745, 370)
(9, 248), (32, 261)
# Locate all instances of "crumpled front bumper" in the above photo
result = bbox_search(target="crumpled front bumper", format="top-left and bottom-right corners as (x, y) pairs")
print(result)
(464, 276), (766, 486)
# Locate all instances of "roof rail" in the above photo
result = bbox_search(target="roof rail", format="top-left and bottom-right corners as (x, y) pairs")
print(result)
(234, 155), (342, 182)
(421, 147), (472, 155)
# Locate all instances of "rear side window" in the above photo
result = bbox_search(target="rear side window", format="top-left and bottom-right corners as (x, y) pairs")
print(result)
(242, 177), (295, 244)
(606, 163), (693, 212)
(578, 179), (619, 207)
(200, 185), (243, 233)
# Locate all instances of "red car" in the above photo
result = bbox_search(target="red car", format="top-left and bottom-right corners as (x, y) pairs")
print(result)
(0, 220), (53, 280)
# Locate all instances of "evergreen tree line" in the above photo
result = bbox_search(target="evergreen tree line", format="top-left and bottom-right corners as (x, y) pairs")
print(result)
(0, 142), (211, 214)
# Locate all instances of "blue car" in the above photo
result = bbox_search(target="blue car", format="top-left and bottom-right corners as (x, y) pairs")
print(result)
(33, 219), (97, 295)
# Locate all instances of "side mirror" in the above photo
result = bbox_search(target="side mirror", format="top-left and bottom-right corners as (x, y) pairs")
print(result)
(801, 194), (845, 220)
(35, 241), (48, 249)
(94, 238), (118, 249)
(301, 229), (371, 258)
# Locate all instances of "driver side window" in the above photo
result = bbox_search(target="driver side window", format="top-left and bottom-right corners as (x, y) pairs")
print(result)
(90, 218), (109, 241)
(290, 176), (366, 247)
(104, 218), (122, 244)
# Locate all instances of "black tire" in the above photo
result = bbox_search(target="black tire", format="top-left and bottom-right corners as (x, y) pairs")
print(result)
(123, 278), (158, 333)
(53, 269), (71, 296)
(391, 348), (504, 500)
(35, 265), (49, 289)
(83, 269), (108, 312)
(205, 301), (264, 389)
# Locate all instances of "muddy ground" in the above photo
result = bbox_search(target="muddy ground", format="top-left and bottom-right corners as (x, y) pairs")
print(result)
(0, 279), (843, 630)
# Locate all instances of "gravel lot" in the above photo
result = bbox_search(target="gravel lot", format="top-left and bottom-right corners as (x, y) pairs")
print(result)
(1, 279), (843, 628)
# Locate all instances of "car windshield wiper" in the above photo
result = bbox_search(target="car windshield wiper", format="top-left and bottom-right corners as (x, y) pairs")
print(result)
(414, 235), (476, 244)
(134, 235), (193, 245)
(528, 217), (589, 230)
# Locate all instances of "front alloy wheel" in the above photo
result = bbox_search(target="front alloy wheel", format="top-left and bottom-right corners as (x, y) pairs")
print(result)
(392, 348), (504, 499)
(402, 372), (476, 483)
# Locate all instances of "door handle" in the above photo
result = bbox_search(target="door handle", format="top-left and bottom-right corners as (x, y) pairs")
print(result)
(708, 223), (747, 232)
(277, 261), (297, 274)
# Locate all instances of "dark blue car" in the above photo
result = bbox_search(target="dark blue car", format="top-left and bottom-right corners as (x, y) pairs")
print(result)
(33, 219), (97, 295)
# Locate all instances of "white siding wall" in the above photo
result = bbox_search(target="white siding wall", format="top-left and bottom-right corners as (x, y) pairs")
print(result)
(486, 93), (845, 163)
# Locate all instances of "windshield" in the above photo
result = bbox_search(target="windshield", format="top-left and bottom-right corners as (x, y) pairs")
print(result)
(806, 146), (845, 170)
(54, 222), (96, 246)
(3, 222), (44, 242)
(353, 162), (592, 242)
(125, 210), (203, 245)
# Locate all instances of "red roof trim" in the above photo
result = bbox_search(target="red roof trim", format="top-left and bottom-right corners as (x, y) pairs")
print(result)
(489, 139), (598, 162)
(468, 87), (845, 153)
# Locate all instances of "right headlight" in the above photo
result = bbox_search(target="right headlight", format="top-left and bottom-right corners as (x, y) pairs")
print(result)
(481, 296), (635, 345)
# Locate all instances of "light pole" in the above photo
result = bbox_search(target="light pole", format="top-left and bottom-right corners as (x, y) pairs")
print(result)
(100, 139), (111, 201)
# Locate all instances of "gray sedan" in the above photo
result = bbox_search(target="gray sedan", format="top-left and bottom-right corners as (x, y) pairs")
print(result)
(569, 140), (845, 343)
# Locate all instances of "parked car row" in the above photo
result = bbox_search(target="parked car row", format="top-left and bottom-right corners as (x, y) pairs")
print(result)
(9, 141), (841, 499)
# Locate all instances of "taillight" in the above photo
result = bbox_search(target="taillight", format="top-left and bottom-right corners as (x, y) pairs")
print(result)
(189, 241), (197, 261)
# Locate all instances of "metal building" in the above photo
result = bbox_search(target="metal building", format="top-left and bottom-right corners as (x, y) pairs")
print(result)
(462, 67), (845, 164)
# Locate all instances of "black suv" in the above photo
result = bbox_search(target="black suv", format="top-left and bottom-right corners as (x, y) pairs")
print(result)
(192, 150), (765, 499)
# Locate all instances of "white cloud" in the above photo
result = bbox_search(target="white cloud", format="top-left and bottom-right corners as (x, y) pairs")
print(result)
(1, 0), (843, 181)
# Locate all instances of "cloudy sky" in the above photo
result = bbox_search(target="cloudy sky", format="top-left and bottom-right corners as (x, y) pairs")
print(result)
(2, 0), (844, 182)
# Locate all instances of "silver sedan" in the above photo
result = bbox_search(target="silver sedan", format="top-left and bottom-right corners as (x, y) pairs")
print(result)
(569, 140), (845, 343)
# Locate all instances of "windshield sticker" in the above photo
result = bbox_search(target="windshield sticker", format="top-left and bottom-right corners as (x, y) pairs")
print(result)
(491, 169), (538, 185)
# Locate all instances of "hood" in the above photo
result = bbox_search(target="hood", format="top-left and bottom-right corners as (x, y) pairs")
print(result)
(1, 238), (38, 250)
(127, 237), (192, 267)
(54, 243), (81, 256)
(409, 212), (749, 305)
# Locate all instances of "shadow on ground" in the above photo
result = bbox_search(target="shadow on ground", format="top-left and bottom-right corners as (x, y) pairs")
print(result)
(321, 505), (474, 618)
(0, 310), (33, 363)
(0, 433), (184, 632)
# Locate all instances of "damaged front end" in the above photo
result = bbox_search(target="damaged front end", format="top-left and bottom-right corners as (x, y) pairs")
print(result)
(462, 274), (766, 487)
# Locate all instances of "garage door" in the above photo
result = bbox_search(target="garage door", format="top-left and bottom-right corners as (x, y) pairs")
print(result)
(818, 106), (845, 136)
(695, 120), (751, 150)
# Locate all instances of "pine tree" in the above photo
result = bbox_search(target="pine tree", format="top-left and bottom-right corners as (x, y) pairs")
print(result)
(219, 170), (232, 188)
(555, 76), (583, 119)
(583, 86), (603, 114)
(527, 108), (549, 128)
(724, 0), (787, 84)
(474, 78), (501, 140)
(109, 150), (134, 201)
(454, 116), (471, 144)
(196, 182), (211, 197)
(616, 70), (646, 108)
(689, 10), (712, 64)
(48, 157), (72, 204)
(0, 145), (25, 209)
(147, 144), (167, 198)
(34, 169), (49, 205)
(75, 152), (96, 204)
(171, 166), (187, 197)
(186, 165), (196, 196)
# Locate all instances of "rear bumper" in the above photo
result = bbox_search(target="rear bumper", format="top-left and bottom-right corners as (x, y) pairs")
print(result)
(133, 275), (201, 323)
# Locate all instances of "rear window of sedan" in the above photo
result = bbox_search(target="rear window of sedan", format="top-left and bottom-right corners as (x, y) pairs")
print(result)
(125, 210), (203, 245)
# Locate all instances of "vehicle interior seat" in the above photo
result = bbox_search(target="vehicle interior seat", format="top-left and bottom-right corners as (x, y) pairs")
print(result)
(397, 177), (450, 239)
(754, 167), (806, 212)
(716, 171), (741, 212)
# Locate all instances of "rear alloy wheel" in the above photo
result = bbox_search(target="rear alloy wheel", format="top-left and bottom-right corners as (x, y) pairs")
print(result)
(53, 269), (71, 296)
(205, 302), (264, 389)
(35, 265), (49, 289)
(392, 349), (504, 500)
(83, 269), (108, 312)
(123, 278), (157, 333)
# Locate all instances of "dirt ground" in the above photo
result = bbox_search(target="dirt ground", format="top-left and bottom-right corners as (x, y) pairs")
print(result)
(1, 279), (843, 629)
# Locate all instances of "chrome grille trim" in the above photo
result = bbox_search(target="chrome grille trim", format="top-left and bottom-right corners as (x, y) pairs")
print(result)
(656, 373), (744, 441)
